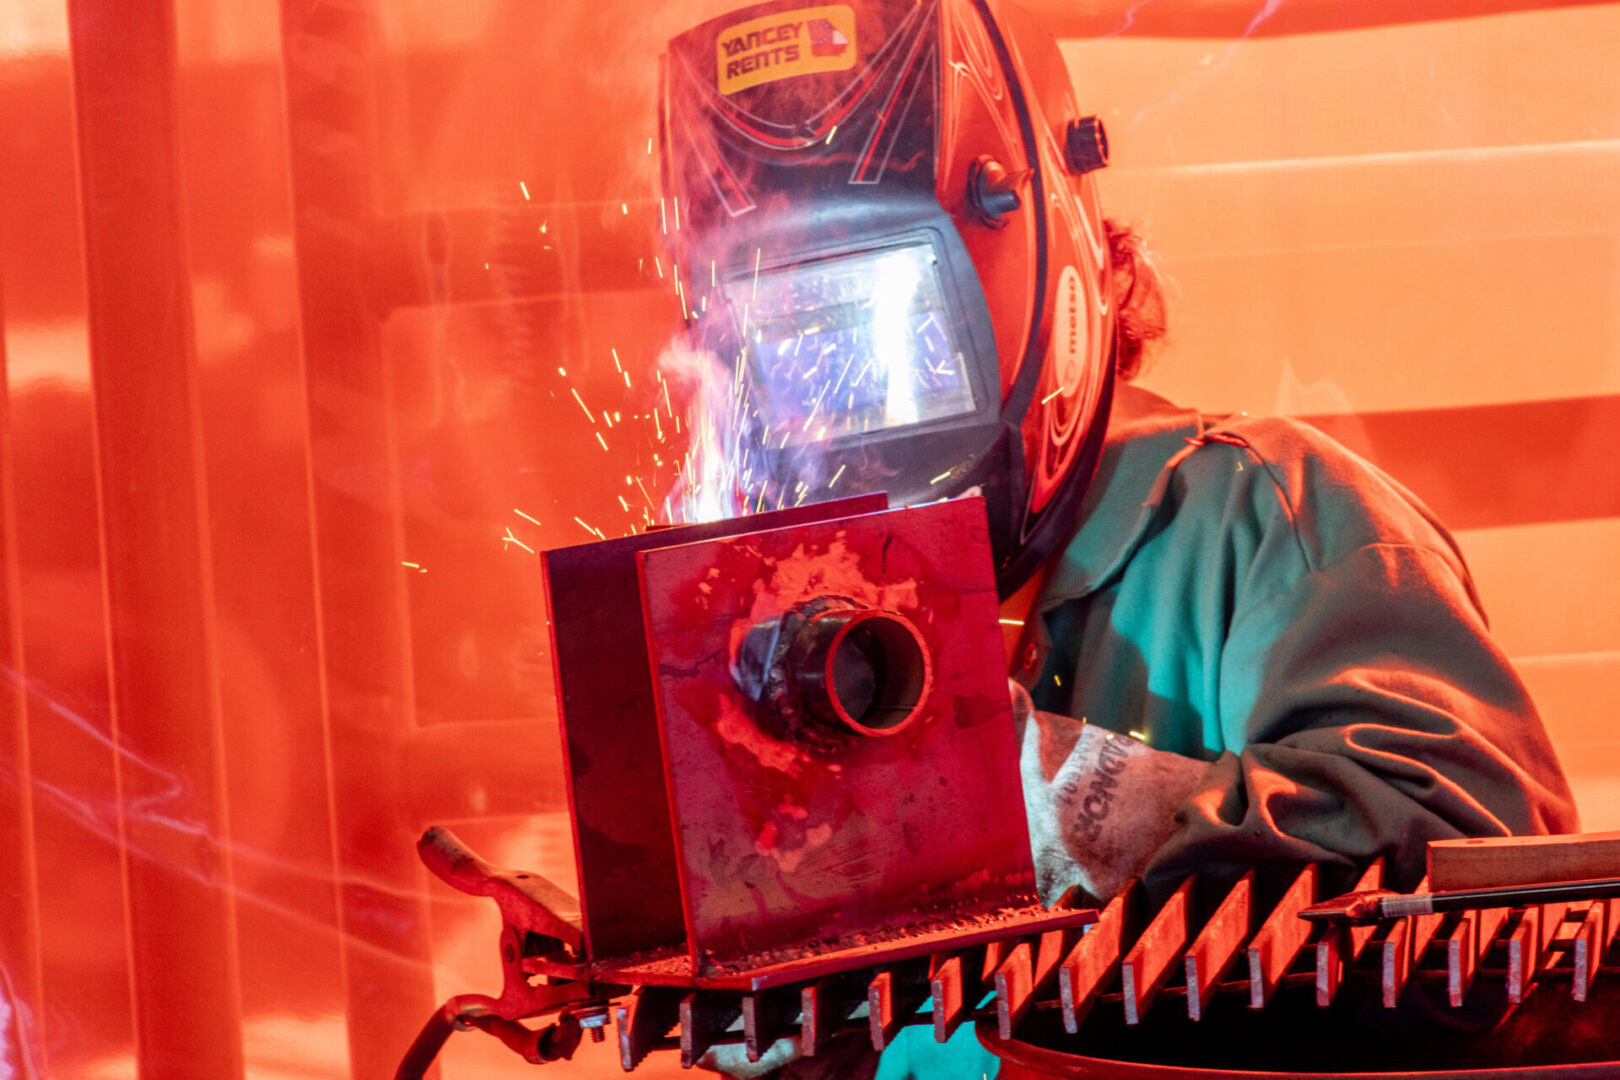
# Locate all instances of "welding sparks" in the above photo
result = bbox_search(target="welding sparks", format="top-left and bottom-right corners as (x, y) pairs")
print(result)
(929, 469), (952, 484)
(595, 432), (609, 451)
(1040, 385), (1065, 405)
(998, 618), (1024, 626)
(519, 180), (530, 200)
(751, 247), (762, 301)
(401, 561), (427, 573)
(570, 387), (595, 422)
(503, 528), (534, 554)
(828, 464), (846, 489)
(573, 516), (603, 539)
(825, 124), (838, 145)
(514, 508), (542, 526)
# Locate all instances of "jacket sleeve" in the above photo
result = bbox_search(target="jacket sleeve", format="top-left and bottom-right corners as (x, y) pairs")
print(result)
(1142, 540), (1579, 897)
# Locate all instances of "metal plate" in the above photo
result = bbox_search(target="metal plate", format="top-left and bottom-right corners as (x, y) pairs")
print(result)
(637, 497), (1034, 966)
(541, 493), (887, 958)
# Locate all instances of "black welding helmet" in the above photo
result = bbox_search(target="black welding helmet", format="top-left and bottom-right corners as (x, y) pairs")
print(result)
(659, 0), (1115, 598)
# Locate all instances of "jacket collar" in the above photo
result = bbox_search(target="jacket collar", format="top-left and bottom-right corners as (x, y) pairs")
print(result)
(1035, 383), (1209, 611)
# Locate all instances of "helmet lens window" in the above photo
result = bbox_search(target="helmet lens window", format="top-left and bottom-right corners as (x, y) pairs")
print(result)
(727, 243), (976, 445)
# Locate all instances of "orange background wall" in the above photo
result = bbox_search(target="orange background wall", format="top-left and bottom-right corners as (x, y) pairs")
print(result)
(0, 1), (1615, 1078)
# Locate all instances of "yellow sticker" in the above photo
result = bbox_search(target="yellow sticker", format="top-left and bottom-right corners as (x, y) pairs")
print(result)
(716, 5), (857, 96)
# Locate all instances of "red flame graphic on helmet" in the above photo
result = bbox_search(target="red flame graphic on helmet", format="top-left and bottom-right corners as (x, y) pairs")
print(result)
(807, 18), (849, 58)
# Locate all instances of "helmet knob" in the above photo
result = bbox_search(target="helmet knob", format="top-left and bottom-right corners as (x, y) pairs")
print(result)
(1064, 116), (1110, 175)
(967, 155), (1024, 228)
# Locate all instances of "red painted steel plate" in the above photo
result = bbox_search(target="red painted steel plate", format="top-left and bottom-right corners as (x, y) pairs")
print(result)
(542, 493), (886, 958)
(637, 497), (1034, 966)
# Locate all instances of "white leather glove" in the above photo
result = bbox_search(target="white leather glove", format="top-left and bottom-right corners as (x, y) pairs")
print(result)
(1013, 681), (1209, 904)
(697, 1036), (799, 1077)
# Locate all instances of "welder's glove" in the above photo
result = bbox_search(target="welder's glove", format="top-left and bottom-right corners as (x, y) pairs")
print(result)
(697, 1036), (800, 1078)
(1011, 681), (1210, 905)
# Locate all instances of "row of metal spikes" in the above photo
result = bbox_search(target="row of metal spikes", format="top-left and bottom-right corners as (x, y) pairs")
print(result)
(613, 859), (1620, 1070)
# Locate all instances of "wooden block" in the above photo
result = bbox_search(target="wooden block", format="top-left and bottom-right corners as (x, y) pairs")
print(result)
(1248, 864), (1317, 1009)
(1185, 872), (1253, 1021)
(1428, 831), (1620, 891)
(1122, 875), (1196, 1025)
(1058, 880), (1137, 1034)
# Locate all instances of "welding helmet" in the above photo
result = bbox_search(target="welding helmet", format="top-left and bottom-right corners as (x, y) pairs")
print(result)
(659, 0), (1115, 598)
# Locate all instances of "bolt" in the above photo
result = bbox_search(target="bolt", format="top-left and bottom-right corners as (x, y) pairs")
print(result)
(575, 1005), (610, 1043)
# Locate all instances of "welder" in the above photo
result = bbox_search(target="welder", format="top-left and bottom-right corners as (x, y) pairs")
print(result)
(656, 0), (1577, 1074)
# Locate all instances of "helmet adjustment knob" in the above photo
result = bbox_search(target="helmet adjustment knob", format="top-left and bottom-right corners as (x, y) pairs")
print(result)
(1064, 116), (1110, 175)
(967, 155), (1024, 228)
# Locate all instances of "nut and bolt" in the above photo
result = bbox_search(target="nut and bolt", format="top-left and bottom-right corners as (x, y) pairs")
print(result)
(575, 1006), (610, 1043)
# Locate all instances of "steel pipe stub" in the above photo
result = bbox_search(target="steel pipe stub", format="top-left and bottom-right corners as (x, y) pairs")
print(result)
(733, 596), (934, 749)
